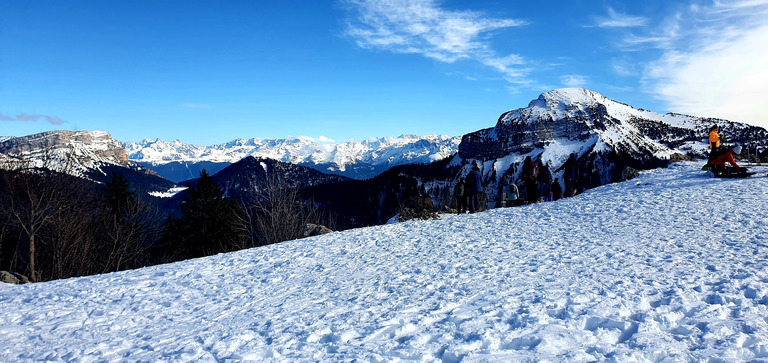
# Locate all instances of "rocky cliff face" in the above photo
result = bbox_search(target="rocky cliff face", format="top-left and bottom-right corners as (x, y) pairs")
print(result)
(1, 130), (129, 166)
(461, 88), (768, 163)
(0, 130), (169, 190)
(442, 88), (768, 208)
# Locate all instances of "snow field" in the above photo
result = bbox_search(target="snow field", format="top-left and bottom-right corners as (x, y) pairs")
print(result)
(2, 163), (768, 361)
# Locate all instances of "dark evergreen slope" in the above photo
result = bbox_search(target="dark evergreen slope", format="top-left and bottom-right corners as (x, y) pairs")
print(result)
(178, 156), (350, 203)
(301, 168), (425, 229)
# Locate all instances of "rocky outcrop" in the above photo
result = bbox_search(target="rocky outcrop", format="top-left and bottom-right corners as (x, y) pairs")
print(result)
(0, 130), (129, 164)
(0, 271), (29, 284)
(460, 104), (598, 159)
(304, 224), (333, 237)
(0, 130), (167, 188)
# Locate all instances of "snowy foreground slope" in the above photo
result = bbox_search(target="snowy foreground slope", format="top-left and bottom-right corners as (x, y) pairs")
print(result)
(3, 163), (768, 362)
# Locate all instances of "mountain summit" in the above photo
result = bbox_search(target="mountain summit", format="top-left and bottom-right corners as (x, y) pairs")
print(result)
(510, 88), (633, 124)
(433, 88), (768, 208)
(464, 88), (715, 162)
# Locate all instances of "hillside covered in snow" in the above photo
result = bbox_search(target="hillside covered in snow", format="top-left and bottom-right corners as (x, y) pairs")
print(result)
(2, 162), (768, 361)
(0, 130), (131, 177)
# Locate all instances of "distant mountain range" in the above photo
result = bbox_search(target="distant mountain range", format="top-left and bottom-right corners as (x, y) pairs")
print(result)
(3, 88), (768, 227)
(124, 134), (462, 182)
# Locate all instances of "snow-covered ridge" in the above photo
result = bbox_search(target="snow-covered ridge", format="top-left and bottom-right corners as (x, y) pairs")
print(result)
(453, 88), (768, 210)
(508, 87), (736, 130)
(125, 134), (462, 173)
(0, 130), (132, 177)
(3, 163), (768, 361)
(464, 87), (767, 164)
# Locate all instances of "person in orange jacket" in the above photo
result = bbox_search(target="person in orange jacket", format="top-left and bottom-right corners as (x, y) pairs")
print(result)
(707, 125), (723, 166)
(709, 125), (721, 151)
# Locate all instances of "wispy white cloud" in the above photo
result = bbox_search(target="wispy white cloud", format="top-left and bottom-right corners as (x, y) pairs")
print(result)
(638, 0), (768, 127)
(594, 8), (648, 28)
(618, 13), (683, 51)
(560, 75), (588, 88)
(611, 58), (639, 77)
(342, 0), (530, 82)
(317, 136), (335, 143)
(297, 135), (336, 143)
(0, 113), (65, 125)
(481, 54), (529, 80)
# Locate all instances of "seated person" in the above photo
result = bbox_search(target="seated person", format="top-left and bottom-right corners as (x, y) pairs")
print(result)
(710, 145), (746, 174)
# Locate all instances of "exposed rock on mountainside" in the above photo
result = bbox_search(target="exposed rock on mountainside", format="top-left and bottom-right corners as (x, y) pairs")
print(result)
(0, 271), (29, 285)
(450, 88), (768, 207)
(0, 130), (175, 195)
(0, 130), (129, 167)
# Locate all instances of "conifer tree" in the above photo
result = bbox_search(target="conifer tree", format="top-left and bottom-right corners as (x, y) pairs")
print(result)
(104, 173), (137, 216)
(99, 173), (153, 272)
(167, 170), (247, 259)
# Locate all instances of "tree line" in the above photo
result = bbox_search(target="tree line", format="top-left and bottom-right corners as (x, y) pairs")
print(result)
(0, 154), (332, 283)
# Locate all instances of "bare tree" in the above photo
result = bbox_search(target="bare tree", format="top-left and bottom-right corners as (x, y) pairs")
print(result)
(0, 143), (74, 282)
(97, 173), (166, 273)
(100, 201), (163, 272)
(246, 174), (332, 246)
(46, 189), (96, 279)
(0, 140), (89, 281)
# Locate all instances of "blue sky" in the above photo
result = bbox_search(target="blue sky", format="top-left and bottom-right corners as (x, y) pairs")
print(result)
(2, 0), (768, 145)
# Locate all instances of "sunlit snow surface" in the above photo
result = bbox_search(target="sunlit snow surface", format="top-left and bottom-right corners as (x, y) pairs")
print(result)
(3, 163), (768, 361)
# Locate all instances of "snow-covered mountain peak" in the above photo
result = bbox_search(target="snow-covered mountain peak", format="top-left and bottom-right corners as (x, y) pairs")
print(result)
(533, 88), (608, 108)
(463, 88), (673, 161)
(503, 88), (631, 126)
(0, 129), (159, 182)
(504, 88), (721, 131)
(125, 134), (462, 180)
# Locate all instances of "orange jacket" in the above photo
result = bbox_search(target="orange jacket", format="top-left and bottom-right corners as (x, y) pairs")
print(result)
(709, 130), (720, 149)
